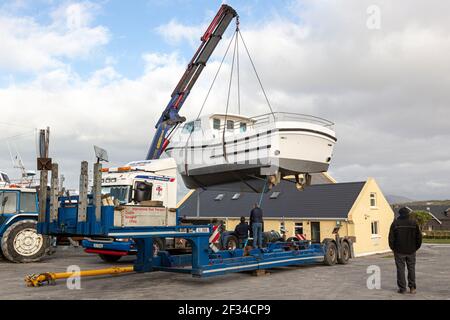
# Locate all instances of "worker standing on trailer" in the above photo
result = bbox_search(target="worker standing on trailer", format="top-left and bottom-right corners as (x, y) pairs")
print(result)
(250, 203), (264, 248)
(389, 206), (422, 294)
(234, 217), (250, 248)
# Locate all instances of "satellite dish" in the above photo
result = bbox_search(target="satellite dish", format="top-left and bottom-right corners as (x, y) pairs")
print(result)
(94, 145), (109, 163)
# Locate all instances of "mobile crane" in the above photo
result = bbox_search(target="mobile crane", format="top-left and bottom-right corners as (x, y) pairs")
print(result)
(26, 5), (353, 287)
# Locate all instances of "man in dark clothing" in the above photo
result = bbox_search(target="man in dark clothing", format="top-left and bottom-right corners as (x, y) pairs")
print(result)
(250, 203), (264, 248)
(389, 206), (422, 294)
(234, 217), (250, 248)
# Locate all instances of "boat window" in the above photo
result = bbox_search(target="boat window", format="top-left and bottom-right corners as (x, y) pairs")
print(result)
(20, 192), (37, 213)
(231, 193), (240, 200)
(226, 120), (234, 131)
(194, 120), (202, 131)
(240, 122), (247, 133)
(1, 173), (10, 183)
(182, 122), (194, 134)
(214, 194), (224, 201)
(270, 192), (281, 199)
(213, 118), (221, 130)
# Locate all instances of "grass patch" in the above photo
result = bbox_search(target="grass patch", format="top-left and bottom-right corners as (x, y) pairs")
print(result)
(424, 238), (450, 244)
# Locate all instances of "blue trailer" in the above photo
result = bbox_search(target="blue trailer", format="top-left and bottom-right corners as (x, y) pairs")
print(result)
(26, 193), (353, 286)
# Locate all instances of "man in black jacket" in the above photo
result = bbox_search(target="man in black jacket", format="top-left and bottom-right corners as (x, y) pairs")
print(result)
(389, 207), (422, 294)
(234, 217), (249, 248)
(250, 203), (264, 248)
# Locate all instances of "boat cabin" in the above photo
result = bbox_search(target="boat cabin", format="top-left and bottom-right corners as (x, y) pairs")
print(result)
(181, 114), (256, 138)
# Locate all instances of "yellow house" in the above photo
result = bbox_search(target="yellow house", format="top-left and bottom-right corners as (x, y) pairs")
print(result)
(178, 175), (394, 257)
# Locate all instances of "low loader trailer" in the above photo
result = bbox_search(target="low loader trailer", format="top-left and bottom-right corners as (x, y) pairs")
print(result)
(25, 165), (354, 286)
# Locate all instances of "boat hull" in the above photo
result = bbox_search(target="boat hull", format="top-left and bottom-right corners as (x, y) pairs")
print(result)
(180, 158), (330, 190)
(166, 116), (336, 191)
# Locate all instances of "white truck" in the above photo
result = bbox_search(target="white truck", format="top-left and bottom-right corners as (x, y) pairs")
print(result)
(100, 158), (177, 208)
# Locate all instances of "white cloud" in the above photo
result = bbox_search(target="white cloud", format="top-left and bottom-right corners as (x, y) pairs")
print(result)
(0, 1), (109, 73)
(155, 19), (205, 47)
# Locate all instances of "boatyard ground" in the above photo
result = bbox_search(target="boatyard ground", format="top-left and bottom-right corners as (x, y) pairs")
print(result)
(1, 244), (449, 300)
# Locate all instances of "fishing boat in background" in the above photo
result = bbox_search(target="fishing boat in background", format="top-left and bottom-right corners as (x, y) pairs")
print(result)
(165, 112), (337, 191)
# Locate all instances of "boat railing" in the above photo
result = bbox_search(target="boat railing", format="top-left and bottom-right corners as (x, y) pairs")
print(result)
(250, 112), (335, 129)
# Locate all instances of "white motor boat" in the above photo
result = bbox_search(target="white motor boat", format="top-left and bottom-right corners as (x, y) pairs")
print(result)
(165, 112), (336, 190)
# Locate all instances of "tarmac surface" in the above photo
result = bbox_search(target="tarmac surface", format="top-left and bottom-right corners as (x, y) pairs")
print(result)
(0, 244), (449, 300)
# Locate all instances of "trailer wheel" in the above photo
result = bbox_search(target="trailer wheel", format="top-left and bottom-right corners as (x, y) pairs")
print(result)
(338, 241), (350, 265)
(99, 254), (122, 263)
(224, 235), (238, 250)
(1, 220), (50, 263)
(323, 241), (337, 266)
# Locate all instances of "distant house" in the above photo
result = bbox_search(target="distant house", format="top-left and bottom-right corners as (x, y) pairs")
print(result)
(394, 205), (450, 231)
(178, 175), (394, 257)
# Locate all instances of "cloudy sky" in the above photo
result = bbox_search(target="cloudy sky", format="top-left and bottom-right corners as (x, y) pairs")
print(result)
(0, 0), (449, 201)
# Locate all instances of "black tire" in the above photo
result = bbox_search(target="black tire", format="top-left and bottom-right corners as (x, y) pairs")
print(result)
(1, 220), (50, 263)
(99, 254), (122, 263)
(323, 241), (338, 266)
(224, 235), (238, 250)
(337, 241), (350, 265)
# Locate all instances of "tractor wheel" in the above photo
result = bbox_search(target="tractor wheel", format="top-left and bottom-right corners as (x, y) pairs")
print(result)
(99, 254), (122, 263)
(337, 241), (351, 265)
(1, 220), (50, 263)
(323, 241), (338, 266)
(224, 235), (238, 250)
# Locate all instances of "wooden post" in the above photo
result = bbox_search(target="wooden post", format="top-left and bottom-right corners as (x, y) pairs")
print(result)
(38, 171), (48, 223)
(38, 128), (50, 223)
(93, 162), (102, 221)
(49, 163), (59, 222)
(78, 161), (88, 222)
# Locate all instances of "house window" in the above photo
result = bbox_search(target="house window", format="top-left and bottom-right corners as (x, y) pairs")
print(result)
(231, 193), (240, 200)
(213, 118), (221, 130)
(371, 221), (379, 235)
(240, 122), (247, 133)
(370, 193), (377, 207)
(295, 222), (304, 235)
(226, 120), (234, 131)
(214, 194), (224, 201)
(270, 192), (281, 199)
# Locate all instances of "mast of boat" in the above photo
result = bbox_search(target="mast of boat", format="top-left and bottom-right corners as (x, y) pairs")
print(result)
(7, 142), (36, 187)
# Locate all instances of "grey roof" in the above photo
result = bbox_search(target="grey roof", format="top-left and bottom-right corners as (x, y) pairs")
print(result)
(179, 179), (366, 220)
(394, 205), (450, 221)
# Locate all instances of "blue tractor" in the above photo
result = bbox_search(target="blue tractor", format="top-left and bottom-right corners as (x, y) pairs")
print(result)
(0, 187), (51, 263)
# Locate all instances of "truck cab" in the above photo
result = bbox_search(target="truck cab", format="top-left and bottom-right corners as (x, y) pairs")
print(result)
(0, 187), (50, 262)
(100, 159), (177, 207)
